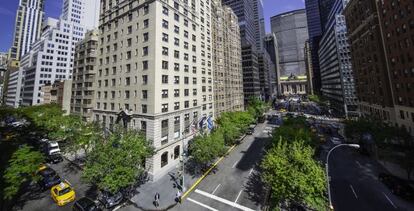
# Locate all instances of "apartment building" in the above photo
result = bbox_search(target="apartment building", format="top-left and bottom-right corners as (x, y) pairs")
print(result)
(211, 0), (244, 117)
(93, 0), (214, 180)
(344, 0), (395, 123)
(40, 80), (72, 114)
(378, 0), (414, 135)
(71, 30), (99, 121)
(19, 0), (100, 106)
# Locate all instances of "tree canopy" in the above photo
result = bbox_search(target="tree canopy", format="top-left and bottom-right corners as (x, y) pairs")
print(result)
(3, 145), (45, 200)
(82, 127), (153, 193)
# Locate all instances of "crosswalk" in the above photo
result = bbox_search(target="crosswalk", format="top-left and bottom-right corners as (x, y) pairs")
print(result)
(186, 189), (255, 211)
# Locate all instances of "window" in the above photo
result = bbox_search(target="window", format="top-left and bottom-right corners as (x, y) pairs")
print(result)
(125, 77), (130, 85)
(162, 20), (169, 29)
(127, 26), (132, 34)
(162, 33), (168, 42)
(174, 25), (180, 34)
(125, 91), (130, 99)
(161, 152), (168, 167)
(184, 101), (189, 108)
(142, 104), (147, 113)
(142, 90), (148, 99)
(174, 13), (179, 21)
(184, 42), (189, 49)
(174, 146), (180, 160)
(142, 75), (148, 84)
(162, 61), (168, 69)
(162, 6), (169, 15)
(184, 53), (189, 61)
(162, 47), (169, 56)
(141, 121), (147, 135)
(174, 89), (179, 97)
(174, 50), (179, 58)
(143, 32), (149, 42)
(174, 76), (180, 84)
(192, 77), (197, 84)
(162, 103), (168, 113)
(174, 102), (180, 110)
(143, 61), (148, 70)
(174, 63), (180, 71)
(193, 89), (197, 96)
(127, 38), (132, 47)
(162, 89), (168, 98)
(184, 31), (189, 38)
(142, 47), (148, 56)
(143, 19), (149, 28)
(184, 77), (189, 84)
(174, 38), (179, 46)
(162, 75), (168, 84)
(143, 4), (149, 14)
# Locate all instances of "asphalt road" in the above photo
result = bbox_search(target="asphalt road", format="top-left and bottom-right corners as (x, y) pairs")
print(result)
(329, 147), (414, 211)
(170, 122), (272, 211)
(14, 159), (96, 211)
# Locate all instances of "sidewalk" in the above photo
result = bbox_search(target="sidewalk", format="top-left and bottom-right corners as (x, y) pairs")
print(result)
(379, 159), (414, 181)
(129, 165), (201, 210)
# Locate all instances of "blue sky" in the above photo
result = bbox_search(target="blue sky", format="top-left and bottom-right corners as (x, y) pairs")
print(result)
(0, 0), (304, 52)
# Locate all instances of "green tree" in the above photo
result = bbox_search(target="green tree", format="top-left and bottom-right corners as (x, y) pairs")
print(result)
(261, 139), (326, 210)
(64, 121), (103, 157)
(3, 145), (45, 200)
(82, 126), (153, 193)
(189, 131), (226, 166)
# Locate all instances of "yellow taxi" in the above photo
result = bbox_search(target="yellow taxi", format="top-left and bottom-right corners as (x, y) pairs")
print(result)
(279, 108), (287, 113)
(51, 182), (76, 206)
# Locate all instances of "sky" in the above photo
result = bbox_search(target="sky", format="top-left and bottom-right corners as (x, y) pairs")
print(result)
(0, 0), (304, 52)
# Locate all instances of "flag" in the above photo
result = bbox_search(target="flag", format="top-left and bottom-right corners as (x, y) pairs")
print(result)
(207, 116), (214, 131)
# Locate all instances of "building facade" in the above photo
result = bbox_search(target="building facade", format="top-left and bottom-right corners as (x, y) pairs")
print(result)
(344, 0), (395, 123)
(319, 0), (357, 117)
(222, 0), (261, 103)
(40, 80), (72, 114)
(378, 0), (414, 135)
(271, 9), (309, 96)
(8, 0), (45, 65)
(93, 0), (214, 180)
(264, 33), (281, 96)
(211, 0), (244, 117)
(19, 0), (100, 106)
(70, 30), (99, 121)
(304, 40), (314, 95)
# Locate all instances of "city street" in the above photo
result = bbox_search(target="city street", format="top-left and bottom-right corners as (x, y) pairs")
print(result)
(14, 159), (96, 211)
(329, 147), (414, 211)
(172, 122), (270, 211)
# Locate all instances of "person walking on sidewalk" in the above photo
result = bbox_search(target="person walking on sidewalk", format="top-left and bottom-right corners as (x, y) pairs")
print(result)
(175, 190), (182, 203)
(154, 192), (160, 208)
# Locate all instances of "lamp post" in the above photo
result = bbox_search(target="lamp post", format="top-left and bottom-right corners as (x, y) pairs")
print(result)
(326, 143), (360, 210)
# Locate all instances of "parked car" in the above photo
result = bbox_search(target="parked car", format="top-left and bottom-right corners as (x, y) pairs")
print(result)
(38, 167), (61, 190)
(73, 197), (102, 211)
(41, 140), (61, 155)
(51, 182), (76, 206)
(98, 190), (123, 209)
(246, 125), (256, 135)
(379, 173), (414, 200)
(46, 153), (64, 164)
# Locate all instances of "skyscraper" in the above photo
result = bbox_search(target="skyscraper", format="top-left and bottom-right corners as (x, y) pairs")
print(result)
(319, 0), (357, 117)
(16, 0), (100, 106)
(271, 9), (309, 96)
(222, 0), (261, 103)
(211, 0), (244, 117)
(264, 33), (281, 95)
(93, 0), (214, 180)
(252, 0), (265, 51)
(8, 0), (45, 66)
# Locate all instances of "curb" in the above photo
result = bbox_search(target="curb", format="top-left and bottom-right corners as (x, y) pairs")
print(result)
(126, 199), (178, 211)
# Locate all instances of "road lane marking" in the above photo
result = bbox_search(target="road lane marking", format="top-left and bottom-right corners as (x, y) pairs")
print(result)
(195, 189), (254, 211)
(248, 168), (254, 176)
(383, 192), (397, 208)
(232, 160), (239, 168)
(349, 185), (358, 199)
(187, 198), (219, 211)
(212, 184), (221, 194)
(234, 190), (243, 203)
(355, 161), (362, 167)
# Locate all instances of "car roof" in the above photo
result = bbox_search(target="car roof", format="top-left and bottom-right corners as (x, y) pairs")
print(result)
(76, 197), (95, 208)
(39, 167), (56, 176)
(54, 182), (70, 191)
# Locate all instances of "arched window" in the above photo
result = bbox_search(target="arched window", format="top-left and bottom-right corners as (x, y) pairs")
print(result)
(161, 152), (168, 168)
(174, 145), (180, 160)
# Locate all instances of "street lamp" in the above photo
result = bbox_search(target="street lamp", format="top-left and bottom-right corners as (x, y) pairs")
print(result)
(325, 144), (359, 210)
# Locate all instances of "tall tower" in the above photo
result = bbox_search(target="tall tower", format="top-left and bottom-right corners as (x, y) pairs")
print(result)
(8, 0), (45, 66)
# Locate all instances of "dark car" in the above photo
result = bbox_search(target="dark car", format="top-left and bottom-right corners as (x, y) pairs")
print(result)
(38, 167), (61, 190)
(98, 191), (123, 209)
(46, 153), (64, 164)
(379, 173), (414, 200)
(73, 197), (102, 211)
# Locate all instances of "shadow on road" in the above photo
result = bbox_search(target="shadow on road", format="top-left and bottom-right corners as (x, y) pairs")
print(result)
(236, 137), (269, 171)
(244, 169), (265, 207)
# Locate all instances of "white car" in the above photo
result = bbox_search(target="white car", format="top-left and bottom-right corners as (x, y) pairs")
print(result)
(10, 121), (24, 127)
(47, 141), (61, 155)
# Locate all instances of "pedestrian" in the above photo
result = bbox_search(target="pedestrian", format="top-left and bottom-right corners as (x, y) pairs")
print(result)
(154, 192), (160, 207)
(175, 190), (182, 203)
